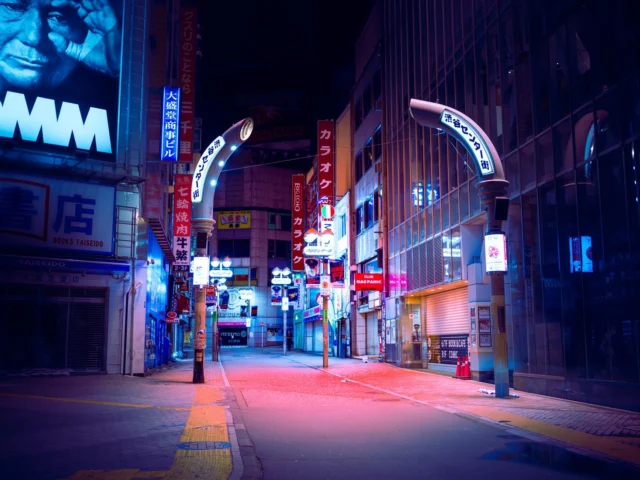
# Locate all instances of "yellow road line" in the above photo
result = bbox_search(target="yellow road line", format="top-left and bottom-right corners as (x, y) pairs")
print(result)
(164, 384), (232, 480)
(457, 405), (640, 465)
(0, 392), (188, 411)
(60, 469), (167, 480)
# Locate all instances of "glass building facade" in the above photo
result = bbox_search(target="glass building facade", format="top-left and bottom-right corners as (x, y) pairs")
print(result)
(382, 0), (640, 410)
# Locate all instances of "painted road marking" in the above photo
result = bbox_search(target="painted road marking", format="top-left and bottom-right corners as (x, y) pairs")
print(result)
(0, 392), (188, 411)
(163, 385), (233, 480)
(61, 469), (167, 479)
(456, 405), (640, 466)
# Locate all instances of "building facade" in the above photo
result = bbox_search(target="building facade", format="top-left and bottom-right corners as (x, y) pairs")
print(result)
(209, 144), (309, 349)
(381, 0), (640, 410)
(350, 5), (385, 357)
(0, 0), (154, 375)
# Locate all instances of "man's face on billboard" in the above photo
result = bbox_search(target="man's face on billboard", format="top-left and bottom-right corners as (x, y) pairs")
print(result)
(0, 0), (86, 90)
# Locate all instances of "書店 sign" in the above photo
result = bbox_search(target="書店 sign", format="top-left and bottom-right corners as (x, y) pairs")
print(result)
(217, 211), (251, 229)
(484, 233), (508, 273)
(440, 110), (494, 176)
(0, 174), (115, 255)
(161, 86), (181, 161)
(354, 273), (384, 292)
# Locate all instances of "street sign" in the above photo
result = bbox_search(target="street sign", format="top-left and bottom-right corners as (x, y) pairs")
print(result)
(166, 311), (178, 323)
(206, 286), (216, 296)
(320, 275), (331, 295)
(260, 321), (265, 327)
(282, 297), (289, 311)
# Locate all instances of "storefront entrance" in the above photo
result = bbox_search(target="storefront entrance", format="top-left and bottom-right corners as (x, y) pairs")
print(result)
(0, 283), (107, 371)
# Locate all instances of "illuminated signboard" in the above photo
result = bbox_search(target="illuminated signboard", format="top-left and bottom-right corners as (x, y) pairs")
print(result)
(161, 86), (181, 161)
(569, 236), (593, 273)
(217, 211), (251, 229)
(0, 1), (123, 159)
(440, 110), (495, 176)
(484, 233), (508, 273)
(0, 173), (115, 255)
(191, 256), (210, 286)
(191, 136), (226, 203)
(412, 182), (424, 207)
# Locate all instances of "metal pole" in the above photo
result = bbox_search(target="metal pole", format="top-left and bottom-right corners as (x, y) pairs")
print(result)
(283, 286), (288, 356)
(478, 179), (510, 398)
(322, 258), (329, 368)
(191, 228), (212, 384)
(212, 302), (218, 362)
(262, 324), (264, 348)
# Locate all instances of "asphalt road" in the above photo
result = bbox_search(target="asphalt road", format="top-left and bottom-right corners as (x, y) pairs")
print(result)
(221, 348), (639, 480)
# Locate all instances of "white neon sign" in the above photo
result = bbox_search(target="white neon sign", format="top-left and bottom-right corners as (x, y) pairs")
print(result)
(191, 136), (226, 203)
(440, 109), (494, 176)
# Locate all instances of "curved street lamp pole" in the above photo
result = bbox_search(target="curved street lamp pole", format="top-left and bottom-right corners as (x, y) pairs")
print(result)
(409, 100), (510, 398)
(191, 118), (253, 384)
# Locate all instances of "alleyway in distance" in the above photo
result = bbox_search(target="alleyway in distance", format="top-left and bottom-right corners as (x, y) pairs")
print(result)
(1, 347), (639, 479)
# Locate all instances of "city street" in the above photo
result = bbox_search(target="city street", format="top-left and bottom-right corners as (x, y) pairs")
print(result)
(1, 348), (640, 479)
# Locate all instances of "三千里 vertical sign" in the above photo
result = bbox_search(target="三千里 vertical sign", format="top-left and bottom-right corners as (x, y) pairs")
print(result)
(179, 8), (198, 162)
(161, 86), (181, 161)
(291, 174), (305, 271)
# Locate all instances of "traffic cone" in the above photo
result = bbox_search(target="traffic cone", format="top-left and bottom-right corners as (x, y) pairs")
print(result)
(455, 356), (462, 378)
(459, 356), (471, 380)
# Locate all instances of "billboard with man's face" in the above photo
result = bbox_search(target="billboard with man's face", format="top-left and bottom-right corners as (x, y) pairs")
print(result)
(0, 0), (123, 160)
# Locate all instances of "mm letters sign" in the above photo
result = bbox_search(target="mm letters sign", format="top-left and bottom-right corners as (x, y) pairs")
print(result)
(0, 174), (115, 254)
(440, 110), (494, 176)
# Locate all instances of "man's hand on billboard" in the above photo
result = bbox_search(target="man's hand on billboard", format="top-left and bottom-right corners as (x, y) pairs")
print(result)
(48, 0), (121, 78)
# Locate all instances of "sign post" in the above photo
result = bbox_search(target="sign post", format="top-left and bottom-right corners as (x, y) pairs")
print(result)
(272, 267), (292, 356)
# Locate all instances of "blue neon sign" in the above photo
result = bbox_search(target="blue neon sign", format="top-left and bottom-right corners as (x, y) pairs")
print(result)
(161, 86), (181, 161)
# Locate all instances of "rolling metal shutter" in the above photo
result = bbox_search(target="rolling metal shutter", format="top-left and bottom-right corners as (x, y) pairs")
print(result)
(66, 289), (107, 370)
(425, 287), (469, 336)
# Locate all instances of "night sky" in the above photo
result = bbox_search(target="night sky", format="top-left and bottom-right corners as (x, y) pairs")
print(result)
(196, 0), (373, 144)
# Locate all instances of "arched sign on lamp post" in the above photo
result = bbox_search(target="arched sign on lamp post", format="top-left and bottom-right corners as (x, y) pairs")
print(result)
(409, 99), (510, 398)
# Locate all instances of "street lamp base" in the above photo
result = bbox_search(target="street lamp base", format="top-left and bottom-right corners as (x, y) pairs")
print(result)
(193, 349), (205, 384)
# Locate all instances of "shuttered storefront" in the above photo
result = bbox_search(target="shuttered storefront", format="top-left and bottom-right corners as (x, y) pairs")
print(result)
(1, 284), (107, 372)
(425, 287), (469, 335)
(425, 287), (469, 368)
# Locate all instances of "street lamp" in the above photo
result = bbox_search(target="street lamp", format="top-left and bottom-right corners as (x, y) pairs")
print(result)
(272, 266), (292, 356)
(303, 227), (334, 368)
(210, 256), (233, 361)
(190, 117), (253, 383)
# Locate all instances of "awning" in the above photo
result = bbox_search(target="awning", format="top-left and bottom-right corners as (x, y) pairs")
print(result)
(0, 254), (130, 273)
(147, 218), (176, 263)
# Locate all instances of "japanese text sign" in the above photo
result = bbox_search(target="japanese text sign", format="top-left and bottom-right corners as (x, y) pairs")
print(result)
(217, 211), (251, 230)
(192, 136), (226, 203)
(161, 86), (181, 161)
(291, 174), (305, 271)
(173, 174), (192, 266)
(354, 273), (384, 292)
(440, 110), (495, 176)
(317, 120), (335, 206)
(179, 8), (197, 162)
(0, 174), (115, 254)
(484, 233), (508, 273)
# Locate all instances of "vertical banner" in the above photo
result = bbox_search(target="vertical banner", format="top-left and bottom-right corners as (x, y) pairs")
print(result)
(317, 120), (335, 254)
(179, 8), (198, 162)
(173, 174), (192, 267)
(292, 174), (305, 271)
(161, 86), (181, 161)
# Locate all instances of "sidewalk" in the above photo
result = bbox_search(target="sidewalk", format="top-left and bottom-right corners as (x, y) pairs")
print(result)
(279, 348), (640, 467)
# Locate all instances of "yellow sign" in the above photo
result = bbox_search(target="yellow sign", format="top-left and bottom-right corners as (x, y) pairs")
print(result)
(217, 211), (251, 229)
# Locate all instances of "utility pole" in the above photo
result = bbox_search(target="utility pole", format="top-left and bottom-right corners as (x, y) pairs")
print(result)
(192, 230), (209, 383)
(283, 286), (288, 356)
(322, 259), (329, 368)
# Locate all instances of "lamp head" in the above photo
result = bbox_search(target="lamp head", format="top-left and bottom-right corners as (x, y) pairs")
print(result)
(282, 267), (291, 276)
(211, 257), (220, 268)
(272, 267), (281, 276)
(304, 228), (319, 244)
(222, 256), (232, 268)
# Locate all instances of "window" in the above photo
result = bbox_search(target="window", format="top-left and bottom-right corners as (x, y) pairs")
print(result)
(355, 150), (363, 182)
(373, 126), (382, 161)
(363, 84), (372, 118)
(336, 213), (347, 240)
(268, 240), (291, 259)
(218, 239), (250, 258)
(364, 138), (373, 172)
(373, 191), (380, 222)
(372, 68), (382, 109)
(366, 197), (374, 229)
(268, 212), (292, 231)
(356, 205), (364, 235)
